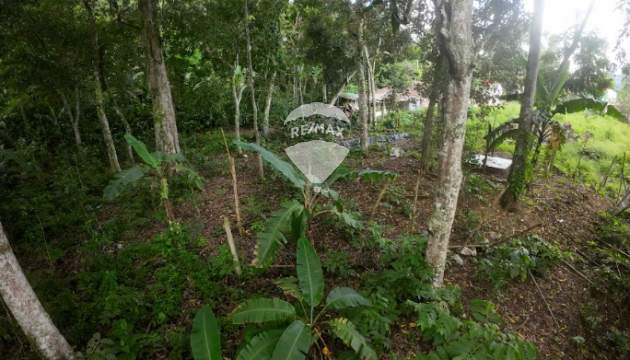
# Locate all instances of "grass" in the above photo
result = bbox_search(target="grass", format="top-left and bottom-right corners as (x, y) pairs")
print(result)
(467, 103), (630, 198)
(390, 102), (630, 199)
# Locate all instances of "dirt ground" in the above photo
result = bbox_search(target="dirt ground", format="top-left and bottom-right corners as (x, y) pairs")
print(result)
(146, 135), (622, 360)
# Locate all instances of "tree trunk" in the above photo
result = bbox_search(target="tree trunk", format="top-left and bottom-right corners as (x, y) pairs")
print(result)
(329, 71), (357, 106)
(94, 66), (121, 172)
(263, 71), (276, 137)
(500, 0), (544, 210)
(322, 83), (327, 103)
(20, 105), (29, 129)
(424, 0), (474, 288)
(364, 46), (373, 127)
(356, 1), (369, 154)
(0, 222), (75, 360)
(60, 90), (82, 146)
(293, 66), (299, 107)
(84, 0), (121, 172)
(138, 0), (181, 155)
(420, 56), (445, 173)
(106, 88), (135, 165)
(420, 93), (437, 173)
(370, 60), (377, 127)
(232, 81), (245, 155)
(244, 0), (264, 179)
(101, 61), (135, 164)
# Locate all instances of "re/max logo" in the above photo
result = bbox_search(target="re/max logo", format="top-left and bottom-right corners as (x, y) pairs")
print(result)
(290, 122), (344, 139)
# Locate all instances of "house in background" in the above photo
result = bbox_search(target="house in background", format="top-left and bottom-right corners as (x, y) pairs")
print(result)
(600, 88), (618, 104)
(336, 81), (428, 117)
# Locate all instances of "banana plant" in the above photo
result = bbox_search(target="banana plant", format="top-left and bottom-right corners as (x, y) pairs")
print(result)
(104, 134), (203, 223)
(190, 238), (376, 360)
(488, 61), (625, 167)
(235, 140), (398, 270)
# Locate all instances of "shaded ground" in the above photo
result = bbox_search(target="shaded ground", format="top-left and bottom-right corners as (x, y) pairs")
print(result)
(9, 133), (625, 359)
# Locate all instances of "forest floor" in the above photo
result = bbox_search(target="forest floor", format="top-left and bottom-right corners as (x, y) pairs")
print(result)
(166, 136), (615, 359)
(9, 134), (625, 360)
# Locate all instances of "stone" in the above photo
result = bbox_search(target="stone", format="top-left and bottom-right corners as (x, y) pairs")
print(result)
(460, 246), (477, 256)
(488, 232), (501, 241)
(452, 254), (464, 266)
(390, 147), (403, 157)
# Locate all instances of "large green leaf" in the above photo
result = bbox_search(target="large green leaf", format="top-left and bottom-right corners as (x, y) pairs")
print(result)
(124, 134), (161, 170)
(554, 98), (626, 119)
(237, 330), (284, 360)
(0, 148), (29, 170)
(271, 320), (312, 360)
(174, 163), (204, 189)
(325, 287), (370, 309)
(230, 298), (296, 324)
(103, 165), (150, 201)
(275, 277), (304, 301)
(253, 200), (304, 269)
(190, 307), (222, 360)
(329, 318), (377, 360)
(357, 170), (399, 182)
(487, 129), (520, 153)
(234, 140), (306, 189)
(296, 238), (324, 308)
(548, 67), (570, 106)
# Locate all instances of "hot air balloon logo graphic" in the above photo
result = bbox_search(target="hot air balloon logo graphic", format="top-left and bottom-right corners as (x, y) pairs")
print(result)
(284, 102), (350, 189)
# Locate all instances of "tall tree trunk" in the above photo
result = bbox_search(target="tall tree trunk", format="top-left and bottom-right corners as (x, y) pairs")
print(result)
(293, 66), (299, 106)
(500, 0), (545, 210)
(244, 0), (264, 179)
(370, 60), (377, 127)
(322, 83), (327, 103)
(232, 80), (245, 155)
(20, 105), (29, 129)
(138, 0), (181, 155)
(105, 88), (135, 165)
(100, 57), (135, 164)
(263, 71), (276, 137)
(356, 1), (369, 154)
(424, 0), (474, 288)
(94, 66), (121, 172)
(84, 0), (121, 172)
(364, 47), (373, 127)
(329, 71), (357, 106)
(60, 90), (82, 146)
(420, 56), (445, 173)
(0, 222), (75, 360)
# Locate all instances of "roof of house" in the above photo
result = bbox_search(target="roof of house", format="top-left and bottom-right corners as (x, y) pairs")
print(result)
(375, 81), (424, 102)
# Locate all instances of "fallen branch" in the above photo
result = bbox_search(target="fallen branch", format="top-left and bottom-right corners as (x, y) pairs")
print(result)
(561, 260), (594, 285)
(449, 223), (542, 249)
(223, 217), (242, 276)
(370, 179), (391, 222)
(528, 268), (560, 328)
(221, 128), (244, 236)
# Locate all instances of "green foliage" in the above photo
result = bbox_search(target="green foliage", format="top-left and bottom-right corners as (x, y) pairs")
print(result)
(323, 250), (356, 277)
(190, 307), (222, 360)
(252, 200), (304, 269)
(477, 234), (564, 289)
(220, 237), (373, 360)
(104, 135), (203, 222)
(407, 293), (538, 360)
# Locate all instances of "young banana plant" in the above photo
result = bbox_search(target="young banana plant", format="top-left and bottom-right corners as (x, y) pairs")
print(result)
(103, 134), (203, 223)
(191, 238), (376, 360)
(234, 140), (397, 270)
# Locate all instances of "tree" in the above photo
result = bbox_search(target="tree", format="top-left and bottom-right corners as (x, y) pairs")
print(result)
(357, 0), (369, 154)
(83, 0), (121, 173)
(0, 221), (75, 359)
(244, 0), (265, 179)
(424, 0), (520, 287)
(501, 0), (594, 209)
(499, 0), (545, 210)
(138, 0), (181, 155)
